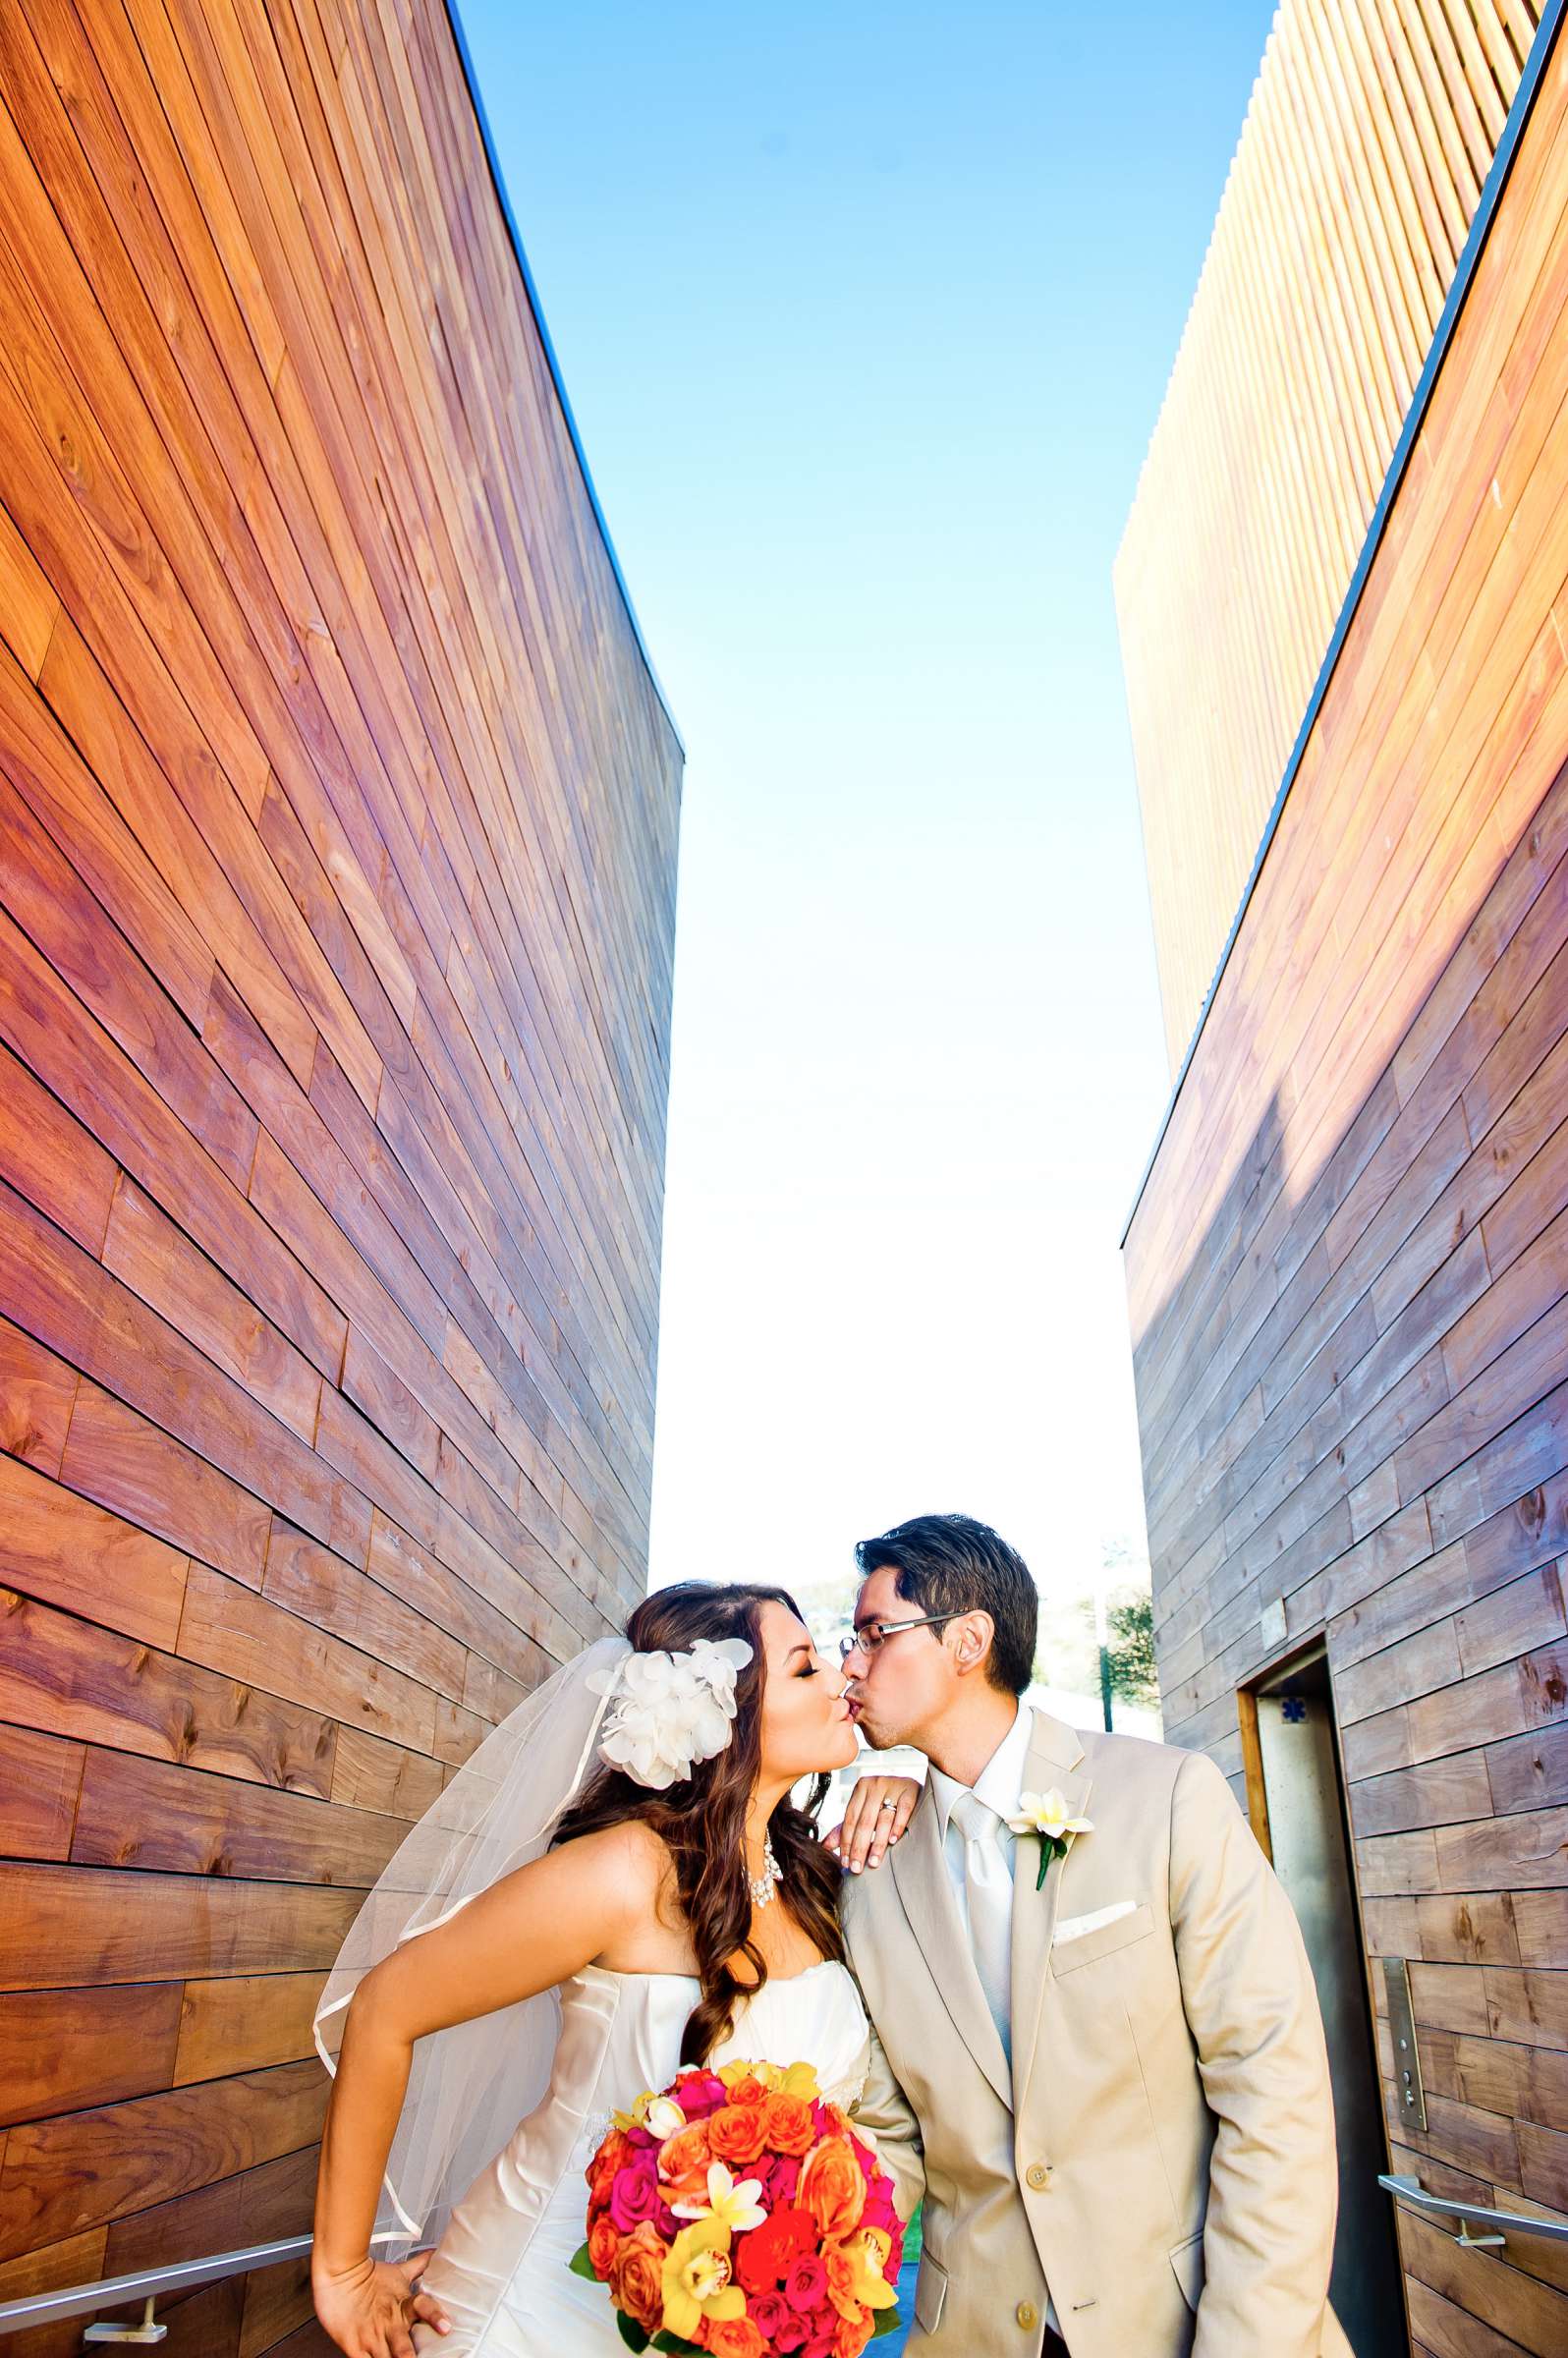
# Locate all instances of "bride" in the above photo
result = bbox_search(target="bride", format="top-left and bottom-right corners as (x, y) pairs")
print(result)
(310, 1580), (923, 2358)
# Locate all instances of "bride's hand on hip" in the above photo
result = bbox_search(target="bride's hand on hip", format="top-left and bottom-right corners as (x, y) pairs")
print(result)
(824, 1775), (920, 1872)
(312, 2248), (450, 2357)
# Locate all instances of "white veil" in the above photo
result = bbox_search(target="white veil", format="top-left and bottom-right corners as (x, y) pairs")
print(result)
(313, 1633), (630, 2251)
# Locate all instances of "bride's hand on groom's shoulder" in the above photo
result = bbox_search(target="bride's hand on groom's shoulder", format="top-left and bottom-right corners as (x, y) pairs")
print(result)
(823, 1775), (921, 1873)
(312, 2247), (451, 2358)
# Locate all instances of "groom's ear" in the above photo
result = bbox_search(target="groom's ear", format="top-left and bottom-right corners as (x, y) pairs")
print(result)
(951, 1610), (995, 1676)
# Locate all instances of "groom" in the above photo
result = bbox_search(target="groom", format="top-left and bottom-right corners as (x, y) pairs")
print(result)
(836, 1512), (1350, 2358)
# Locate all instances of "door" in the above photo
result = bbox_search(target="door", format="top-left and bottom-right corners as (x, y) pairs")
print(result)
(1242, 1646), (1407, 2356)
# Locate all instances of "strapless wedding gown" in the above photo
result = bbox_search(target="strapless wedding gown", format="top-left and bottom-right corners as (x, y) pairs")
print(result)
(414, 1959), (872, 2356)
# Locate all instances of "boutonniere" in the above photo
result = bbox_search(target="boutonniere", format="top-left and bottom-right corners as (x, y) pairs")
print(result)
(1007, 1789), (1094, 1889)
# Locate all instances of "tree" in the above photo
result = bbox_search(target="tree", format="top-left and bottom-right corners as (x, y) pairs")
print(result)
(1105, 1593), (1157, 1707)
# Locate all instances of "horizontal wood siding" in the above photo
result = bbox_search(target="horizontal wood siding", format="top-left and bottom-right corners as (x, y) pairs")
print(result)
(1124, 24), (1568, 2356)
(1116, 0), (1545, 1070)
(0, 0), (680, 2349)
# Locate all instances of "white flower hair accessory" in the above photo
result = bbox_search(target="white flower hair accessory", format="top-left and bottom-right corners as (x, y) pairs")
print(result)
(587, 1637), (754, 1789)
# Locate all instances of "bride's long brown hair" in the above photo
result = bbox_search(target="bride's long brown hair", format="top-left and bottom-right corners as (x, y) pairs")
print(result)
(551, 1582), (845, 2062)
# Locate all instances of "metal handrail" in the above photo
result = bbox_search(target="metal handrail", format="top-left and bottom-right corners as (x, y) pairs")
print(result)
(14, 2177), (1560, 2334)
(0, 2229), (413, 2337)
(1380, 2173), (1568, 2248)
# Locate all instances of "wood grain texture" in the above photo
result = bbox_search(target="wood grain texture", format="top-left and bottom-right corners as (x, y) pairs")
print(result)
(1117, 0), (1548, 1068)
(0, 0), (678, 2340)
(1124, 26), (1568, 2354)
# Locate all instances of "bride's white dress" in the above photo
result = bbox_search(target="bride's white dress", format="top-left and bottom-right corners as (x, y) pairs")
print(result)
(414, 1959), (872, 2356)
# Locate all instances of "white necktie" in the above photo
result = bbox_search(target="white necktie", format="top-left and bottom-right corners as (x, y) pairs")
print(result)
(952, 1788), (1014, 2069)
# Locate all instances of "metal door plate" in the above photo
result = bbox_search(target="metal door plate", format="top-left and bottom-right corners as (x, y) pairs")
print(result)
(1383, 1957), (1427, 2132)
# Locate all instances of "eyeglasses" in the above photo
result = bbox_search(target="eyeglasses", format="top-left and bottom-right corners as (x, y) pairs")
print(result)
(838, 1611), (965, 1661)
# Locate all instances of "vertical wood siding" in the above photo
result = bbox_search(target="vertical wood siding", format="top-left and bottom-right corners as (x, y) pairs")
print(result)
(0, 1), (681, 2349)
(1124, 25), (1568, 2354)
(1116, 0), (1546, 1072)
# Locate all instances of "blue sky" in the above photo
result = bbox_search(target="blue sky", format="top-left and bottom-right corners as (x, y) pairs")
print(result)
(456, 1), (1277, 1612)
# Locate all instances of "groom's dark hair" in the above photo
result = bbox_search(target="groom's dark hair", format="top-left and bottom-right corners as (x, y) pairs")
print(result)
(855, 1512), (1037, 1696)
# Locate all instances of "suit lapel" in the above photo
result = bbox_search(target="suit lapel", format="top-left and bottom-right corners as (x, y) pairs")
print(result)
(1010, 1712), (1093, 2111)
(887, 1779), (1012, 2108)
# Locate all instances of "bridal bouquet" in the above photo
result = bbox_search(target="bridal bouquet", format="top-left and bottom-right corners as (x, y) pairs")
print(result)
(571, 2056), (903, 2357)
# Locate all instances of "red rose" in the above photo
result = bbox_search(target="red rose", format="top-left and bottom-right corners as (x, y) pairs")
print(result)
(735, 2205), (817, 2293)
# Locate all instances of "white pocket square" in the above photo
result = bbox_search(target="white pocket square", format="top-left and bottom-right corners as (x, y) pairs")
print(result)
(1053, 1899), (1139, 1945)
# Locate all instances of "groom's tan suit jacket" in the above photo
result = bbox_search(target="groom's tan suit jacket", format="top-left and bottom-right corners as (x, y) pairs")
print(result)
(842, 1707), (1351, 2358)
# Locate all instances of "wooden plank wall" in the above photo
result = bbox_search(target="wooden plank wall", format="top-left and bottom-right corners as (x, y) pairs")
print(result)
(0, 0), (682, 2351)
(1115, 0), (1545, 1073)
(1122, 22), (1568, 2358)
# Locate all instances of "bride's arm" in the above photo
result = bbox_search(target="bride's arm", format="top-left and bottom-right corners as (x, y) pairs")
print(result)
(313, 1824), (657, 2358)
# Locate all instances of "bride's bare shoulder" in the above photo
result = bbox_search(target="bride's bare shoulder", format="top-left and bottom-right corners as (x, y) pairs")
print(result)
(554, 1818), (675, 1910)
(551, 1817), (687, 1963)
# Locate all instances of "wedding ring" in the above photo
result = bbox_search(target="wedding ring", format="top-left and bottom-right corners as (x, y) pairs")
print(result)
(877, 1798), (897, 1811)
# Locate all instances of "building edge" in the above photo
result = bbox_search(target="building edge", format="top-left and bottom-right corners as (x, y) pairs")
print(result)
(443, 0), (686, 758)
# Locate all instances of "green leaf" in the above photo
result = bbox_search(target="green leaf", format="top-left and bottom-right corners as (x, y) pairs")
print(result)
(868, 2305), (904, 2339)
(616, 2312), (650, 2352)
(650, 2335), (705, 2355)
(568, 2241), (599, 2281)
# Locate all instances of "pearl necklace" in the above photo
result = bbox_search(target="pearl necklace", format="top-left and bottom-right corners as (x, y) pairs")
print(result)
(749, 1832), (783, 1908)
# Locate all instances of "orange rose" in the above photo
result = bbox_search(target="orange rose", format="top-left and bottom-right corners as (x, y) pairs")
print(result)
(589, 2131), (635, 2213)
(607, 2218), (668, 2334)
(834, 2308), (873, 2358)
(799, 2137), (866, 2241)
(588, 2216), (621, 2278)
(657, 2121), (714, 2202)
(702, 2320), (766, 2358)
(761, 2092), (816, 2156)
(728, 2075), (767, 2107)
(707, 2103), (769, 2167)
(822, 2244), (862, 2324)
(598, 2128), (636, 2173)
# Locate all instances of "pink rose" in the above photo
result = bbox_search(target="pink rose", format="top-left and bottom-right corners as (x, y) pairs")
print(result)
(770, 2318), (811, 2356)
(748, 2290), (793, 2339)
(761, 2154), (802, 2207)
(862, 2185), (897, 2233)
(783, 2257), (829, 2315)
(678, 2071), (728, 2118)
(608, 2153), (661, 2233)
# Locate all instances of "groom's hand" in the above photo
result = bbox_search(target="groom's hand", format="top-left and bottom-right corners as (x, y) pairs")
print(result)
(823, 1776), (920, 1872)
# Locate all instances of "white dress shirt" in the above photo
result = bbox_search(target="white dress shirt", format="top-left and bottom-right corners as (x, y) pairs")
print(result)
(926, 1698), (1034, 1896)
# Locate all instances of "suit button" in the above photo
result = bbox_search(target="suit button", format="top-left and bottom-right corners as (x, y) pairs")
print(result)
(1016, 2302), (1037, 2330)
(1026, 2162), (1050, 2190)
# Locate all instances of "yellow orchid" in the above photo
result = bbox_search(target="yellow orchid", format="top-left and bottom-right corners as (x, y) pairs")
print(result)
(661, 2216), (746, 2339)
(717, 2057), (776, 2092)
(838, 2224), (898, 2310)
(714, 2055), (820, 2100)
(1007, 1788), (1094, 1889)
(670, 2160), (768, 2231)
